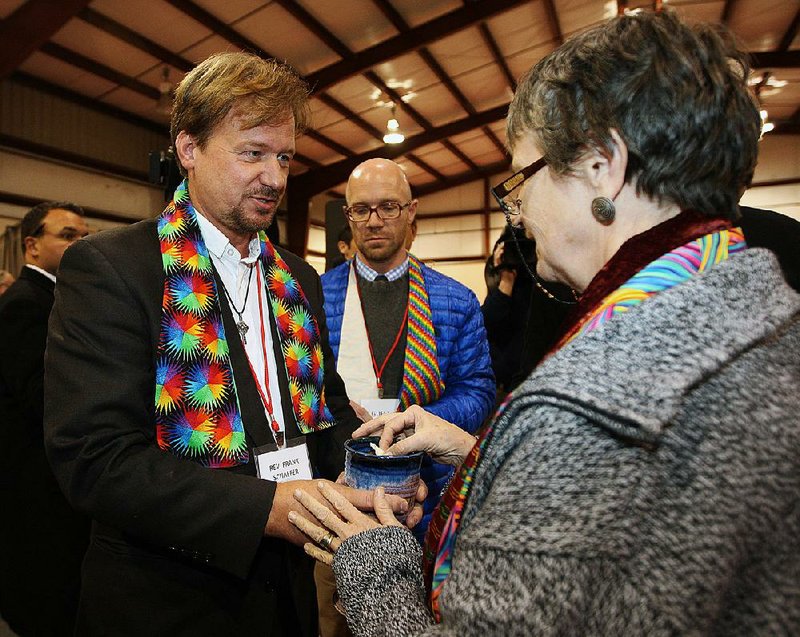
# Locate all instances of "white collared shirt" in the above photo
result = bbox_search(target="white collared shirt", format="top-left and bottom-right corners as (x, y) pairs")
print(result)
(354, 253), (409, 281)
(195, 212), (286, 441)
(26, 264), (56, 283)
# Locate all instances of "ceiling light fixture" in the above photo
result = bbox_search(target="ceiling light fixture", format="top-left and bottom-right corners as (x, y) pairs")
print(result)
(760, 109), (774, 137)
(156, 66), (174, 115)
(383, 105), (405, 144)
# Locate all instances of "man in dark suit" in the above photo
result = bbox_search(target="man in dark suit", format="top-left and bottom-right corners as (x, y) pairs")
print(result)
(43, 52), (406, 636)
(0, 201), (89, 635)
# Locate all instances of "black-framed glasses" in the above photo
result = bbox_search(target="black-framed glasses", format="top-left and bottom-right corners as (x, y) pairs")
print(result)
(30, 224), (87, 243)
(490, 156), (547, 216)
(344, 201), (412, 223)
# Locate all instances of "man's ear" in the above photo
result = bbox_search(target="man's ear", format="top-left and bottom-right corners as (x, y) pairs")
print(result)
(174, 131), (198, 173)
(407, 199), (418, 223)
(584, 129), (628, 199)
(23, 236), (38, 258)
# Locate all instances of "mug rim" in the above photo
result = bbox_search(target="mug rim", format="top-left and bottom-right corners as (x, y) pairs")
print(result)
(345, 436), (424, 461)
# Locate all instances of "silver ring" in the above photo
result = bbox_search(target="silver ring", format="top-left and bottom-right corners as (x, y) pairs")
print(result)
(319, 532), (335, 551)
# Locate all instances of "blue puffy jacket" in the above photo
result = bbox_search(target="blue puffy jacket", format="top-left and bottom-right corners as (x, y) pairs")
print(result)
(321, 259), (495, 540)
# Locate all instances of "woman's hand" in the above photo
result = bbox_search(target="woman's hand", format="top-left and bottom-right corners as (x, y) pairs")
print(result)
(266, 480), (408, 546)
(353, 405), (477, 467)
(289, 482), (403, 566)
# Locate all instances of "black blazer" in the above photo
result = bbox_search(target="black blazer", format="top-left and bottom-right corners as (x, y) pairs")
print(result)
(44, 219), (358, 636)
(0, 266), (89, 634)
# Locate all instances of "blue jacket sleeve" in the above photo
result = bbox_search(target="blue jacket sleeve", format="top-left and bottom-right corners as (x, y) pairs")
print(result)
(424, 289), (495, 434)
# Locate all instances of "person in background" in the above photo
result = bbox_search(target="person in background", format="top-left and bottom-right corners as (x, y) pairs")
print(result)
(0, 201), (89, 636)
(315, 158), (494, 636)
(42, 52), (411, 637)
(321, 158), (494, 540)
(337, 225), (357, 262)
(481, 225), (572, 393)
(0, 269), (14, 295)
(289, 11), (799, 636)
(739, 205), (800, 291)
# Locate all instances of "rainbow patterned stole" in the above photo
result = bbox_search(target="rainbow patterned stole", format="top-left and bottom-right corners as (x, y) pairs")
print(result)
(560, 227), (746, 347)
(398, 254), (443, 408)
(423, 226), (747, 621)
(155, 180), (334, 469)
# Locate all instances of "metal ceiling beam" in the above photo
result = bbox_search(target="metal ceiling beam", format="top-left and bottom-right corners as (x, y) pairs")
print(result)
(415, 159), (509, 197)
(40, 42), (161, 100)
(483, 125), (508, 155)
(306, 0), (530, 94)
(77, 1), (354, 162)
(291, 103), (509, 195)
(273, 0), (349, 58)
(0, 0), (91, 79)
(303, 129), (353, 158)
(274, 0), (452, 180)
(542, 0), (564, 46)
(778, 7), (800, 52)
(163, 0), (271, 59)
(11, 71), (169, 136)
(0, 189), (149, 224)
(368, 1), (480, 172)
(315, 93), (383, 138)
(479, 23), (517, 94)
(0, 133), (149, 182)
(750, 50), (800, 68)
(405, 155), (445, 182)
(720, 0), (737, 25)
(78, 8), (193, 73)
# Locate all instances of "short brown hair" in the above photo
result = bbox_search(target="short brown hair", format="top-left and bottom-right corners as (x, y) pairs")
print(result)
(170, 52), (310, 176)
(21, 201), (85, 251)
(507, 10), (761, 219)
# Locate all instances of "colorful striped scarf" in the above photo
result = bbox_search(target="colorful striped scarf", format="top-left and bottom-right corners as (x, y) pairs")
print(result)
(398, 254), (443, 408)
(561, 227), (746, 346)
(424, 225), (747, 620)
(155, 180), (334, 469)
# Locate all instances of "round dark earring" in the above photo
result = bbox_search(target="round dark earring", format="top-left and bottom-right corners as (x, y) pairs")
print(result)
(591, 196), (616, 225)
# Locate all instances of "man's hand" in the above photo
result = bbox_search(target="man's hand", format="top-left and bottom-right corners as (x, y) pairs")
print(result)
(493, 242), (517, 296)
(353, 405), (477, 467)
(265, 479), (408, 545)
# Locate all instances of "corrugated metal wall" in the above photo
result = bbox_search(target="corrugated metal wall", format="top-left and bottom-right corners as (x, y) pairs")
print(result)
(0, 78), (169, 173)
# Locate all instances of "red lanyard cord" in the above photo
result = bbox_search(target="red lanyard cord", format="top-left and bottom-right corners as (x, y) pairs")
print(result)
(354, 265), (409, 398)
(244, 263), (282, 444)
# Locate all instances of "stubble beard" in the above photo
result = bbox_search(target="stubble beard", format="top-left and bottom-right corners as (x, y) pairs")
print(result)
(225, 185), (283, 234)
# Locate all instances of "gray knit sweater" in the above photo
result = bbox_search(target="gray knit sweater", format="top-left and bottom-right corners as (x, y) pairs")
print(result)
(333, 249), (800, 636)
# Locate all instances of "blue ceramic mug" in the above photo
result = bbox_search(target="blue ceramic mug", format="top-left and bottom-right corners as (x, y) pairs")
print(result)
(344, 437), (423, 520)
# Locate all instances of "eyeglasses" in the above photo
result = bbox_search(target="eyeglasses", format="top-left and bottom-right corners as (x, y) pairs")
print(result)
(490, 156), (547, 216)
(344, 201), (411, 223)
(31, 224), (87, 243)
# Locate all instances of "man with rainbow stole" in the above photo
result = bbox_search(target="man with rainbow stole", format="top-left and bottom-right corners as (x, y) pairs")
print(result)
(43, 52), (398, 637)
(317, 158), (494, 634)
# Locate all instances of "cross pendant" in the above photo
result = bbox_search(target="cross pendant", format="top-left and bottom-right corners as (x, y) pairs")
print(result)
(236, 320), (249, 344)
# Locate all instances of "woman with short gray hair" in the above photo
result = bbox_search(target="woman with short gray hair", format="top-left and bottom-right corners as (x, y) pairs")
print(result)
(290, 10), (800, 636)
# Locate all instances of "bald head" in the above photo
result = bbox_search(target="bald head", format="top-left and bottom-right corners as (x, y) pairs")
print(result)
(346, 159), (412, 204)
(344, 158), (417, 273)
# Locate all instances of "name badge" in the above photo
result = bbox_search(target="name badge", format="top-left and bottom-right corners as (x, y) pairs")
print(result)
(254, 438), (313, 483)
(359, 398), (400, 418)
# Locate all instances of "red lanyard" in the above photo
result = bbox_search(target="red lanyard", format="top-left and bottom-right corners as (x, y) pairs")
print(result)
(243, 263), (283, 446)
(354, 265), (408, 399)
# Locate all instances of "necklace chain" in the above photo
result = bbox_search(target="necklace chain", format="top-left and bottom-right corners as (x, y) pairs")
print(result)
(504, 216), (578, 305)
(220, 264), (255, 343)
